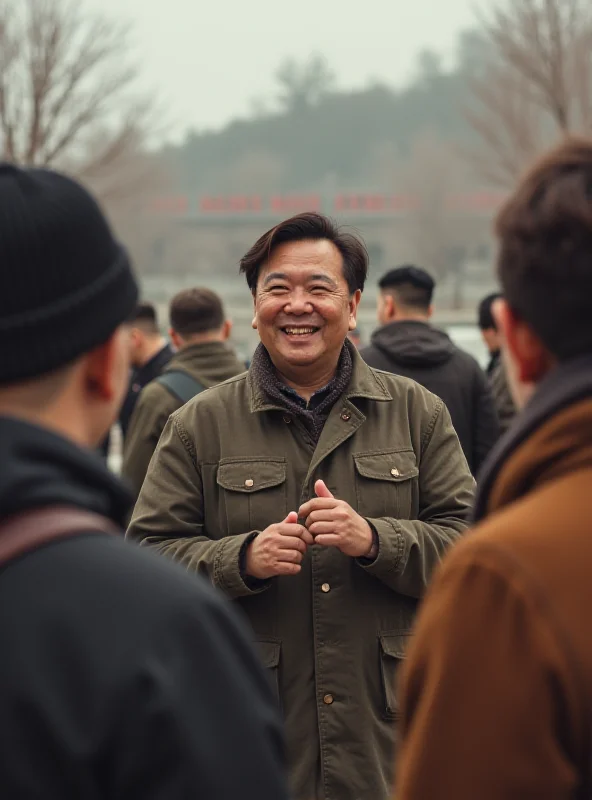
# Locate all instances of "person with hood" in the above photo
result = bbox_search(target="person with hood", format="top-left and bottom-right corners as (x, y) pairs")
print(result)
(123, 287), (245, 497)
(395, 137), (592, 799)
(361, 266), (500, 474)
(0, 163), (288, 799)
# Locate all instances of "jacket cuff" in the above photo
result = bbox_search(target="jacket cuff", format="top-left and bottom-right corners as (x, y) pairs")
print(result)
(356, 517), (406, 579)
(213, 532), (271, 599)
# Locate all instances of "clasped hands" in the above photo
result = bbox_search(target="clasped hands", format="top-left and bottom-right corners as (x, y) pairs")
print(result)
(245, 480), (377, 580)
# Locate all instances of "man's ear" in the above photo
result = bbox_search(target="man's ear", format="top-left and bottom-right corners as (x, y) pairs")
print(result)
(494, 299), (550, 384)
(169, 329), (183, 351)
(427, 304), (434, 319)
(222, 319), (233, 340)
(83, 333), (120, 401)
(348, 289), (362, 331)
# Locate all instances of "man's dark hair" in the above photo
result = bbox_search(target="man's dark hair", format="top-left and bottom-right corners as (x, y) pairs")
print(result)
(378, 265), (435, 310)
(239, 212), (368, 294)
(478, 293), (502, 332)
(169, 288), (225, 336)
(129, 302), (159, 334)
(496, 137), (592, 360)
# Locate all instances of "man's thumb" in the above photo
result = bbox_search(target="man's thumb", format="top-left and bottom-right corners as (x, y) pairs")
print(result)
(283, 511), (299, 524)
(315, 480), (334, 499)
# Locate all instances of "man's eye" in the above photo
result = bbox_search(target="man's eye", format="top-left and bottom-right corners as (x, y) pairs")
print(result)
(310, 285), (327, 293)
(269, 285), (289, 292)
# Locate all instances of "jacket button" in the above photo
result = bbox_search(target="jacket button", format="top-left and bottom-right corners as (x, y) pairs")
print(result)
(245, 479), (254, 488)
(283, 415), (292, 424)
(321, 583), (331, 593)
(340, 410), (351, 421)
(390, 468), (400, 477)
(323, 694), (334, 705)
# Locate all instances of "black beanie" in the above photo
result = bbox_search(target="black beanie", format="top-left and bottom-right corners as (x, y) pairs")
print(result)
(0, 163), (139, 384)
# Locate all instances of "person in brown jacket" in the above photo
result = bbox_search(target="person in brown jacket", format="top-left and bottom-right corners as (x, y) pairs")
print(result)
(122, 288), (245, 497)
(396, 137), (592, 799)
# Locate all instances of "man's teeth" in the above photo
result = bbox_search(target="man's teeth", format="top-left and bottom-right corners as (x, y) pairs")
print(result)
(284, 327), (316, 335)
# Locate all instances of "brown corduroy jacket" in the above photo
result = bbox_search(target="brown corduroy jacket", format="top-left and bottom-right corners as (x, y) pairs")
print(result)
(396, 355), (592, 800)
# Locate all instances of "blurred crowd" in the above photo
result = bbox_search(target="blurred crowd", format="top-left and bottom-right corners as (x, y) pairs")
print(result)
(0, 137), (590, 800)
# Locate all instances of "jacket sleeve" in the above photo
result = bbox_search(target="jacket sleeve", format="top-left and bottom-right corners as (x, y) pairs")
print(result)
(127, 414), (269, 599)
(359, 402), (475, 599)
(396, 544), (581, 800)
(111, 578), (289, 800)
(471, 366), (501, 474)
(122, 385), (176, 498)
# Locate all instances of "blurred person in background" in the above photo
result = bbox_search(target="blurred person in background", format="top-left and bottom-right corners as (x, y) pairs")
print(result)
(123, 287), (245, 497)
(396, 138), (592, 800)
(0, 164), (288, 800)
(120, 302), (173, 439)
(98, 302), (172, 461)
(361, 266), (499, 475)
(478, 291), (516, 432)
(128, 211), (474, 800)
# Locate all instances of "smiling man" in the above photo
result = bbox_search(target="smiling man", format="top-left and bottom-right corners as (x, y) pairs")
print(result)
(128, 212), (475, 800)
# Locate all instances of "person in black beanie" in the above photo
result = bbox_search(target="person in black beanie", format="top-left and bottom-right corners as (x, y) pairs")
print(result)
(0, 164), (288, 800)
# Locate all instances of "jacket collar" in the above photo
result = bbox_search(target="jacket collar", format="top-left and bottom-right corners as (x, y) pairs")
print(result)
(473, 354), (592, 523)
(247, 341), (392, 413)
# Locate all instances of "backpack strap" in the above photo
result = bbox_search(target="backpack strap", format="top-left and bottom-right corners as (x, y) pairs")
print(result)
(155, 370), (205, 406)
(0, 506), (119, 569)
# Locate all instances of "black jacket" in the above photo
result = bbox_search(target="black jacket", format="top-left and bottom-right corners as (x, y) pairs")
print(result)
(0, 416), (288, 799)
(361, 320), (500, 474)
(120, 343), (174, 438)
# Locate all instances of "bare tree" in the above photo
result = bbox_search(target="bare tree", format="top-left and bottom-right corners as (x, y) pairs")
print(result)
(0, 0), (161, 205)
(467, 0), (592, 186)
(275, 54), (336, 114)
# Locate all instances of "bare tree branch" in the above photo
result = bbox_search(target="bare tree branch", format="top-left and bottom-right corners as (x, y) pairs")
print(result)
(467, 0), (592, 183)
(0, 0), (161, 208)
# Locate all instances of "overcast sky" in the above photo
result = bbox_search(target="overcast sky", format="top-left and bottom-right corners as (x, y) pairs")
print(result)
(88, 0), (477, 138)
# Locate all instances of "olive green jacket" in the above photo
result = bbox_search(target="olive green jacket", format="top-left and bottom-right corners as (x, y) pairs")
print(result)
(128, 347), (475, 800)
(122, 341), (245, 497)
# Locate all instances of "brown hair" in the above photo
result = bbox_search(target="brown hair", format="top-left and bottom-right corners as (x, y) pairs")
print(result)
(239, 211), (368, 294)
(496, 137), (592, 360)
(169, 288), (225, 336)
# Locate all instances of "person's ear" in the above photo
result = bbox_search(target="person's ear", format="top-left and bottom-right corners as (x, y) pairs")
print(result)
(427, 304), (434, 319)
(348, 289), (362, 331)
(83, 333), (122, 401)
(494, 300), (550, 384)
(222, 319), (232, 340)
(169, 329), (183, 351)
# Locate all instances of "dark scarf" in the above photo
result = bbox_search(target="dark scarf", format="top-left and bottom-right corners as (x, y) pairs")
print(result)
(473, 354), (592, 523)
(250, 340), (354, 444)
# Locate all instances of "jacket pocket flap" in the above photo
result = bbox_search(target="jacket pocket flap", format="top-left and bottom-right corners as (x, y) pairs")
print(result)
(354, 450), (418, 483)
(379, 632), (411, 659)
(255, 639), (281, 669)
(217, 459), (286, 492)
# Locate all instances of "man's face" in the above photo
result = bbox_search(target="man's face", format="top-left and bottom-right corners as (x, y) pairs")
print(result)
(128, 326), (146, 368)
(253, 239), (361, 374)
(480, 326), (502, 355)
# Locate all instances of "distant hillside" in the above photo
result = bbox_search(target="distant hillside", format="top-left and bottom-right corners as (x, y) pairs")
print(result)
(163, 29), (485, 194)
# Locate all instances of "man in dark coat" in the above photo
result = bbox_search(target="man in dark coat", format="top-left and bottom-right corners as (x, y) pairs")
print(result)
(0, 163), (288, 799)
(361, 266), (500, 474)
(478, 292), (516, 432)
(120, 302), (174, 438)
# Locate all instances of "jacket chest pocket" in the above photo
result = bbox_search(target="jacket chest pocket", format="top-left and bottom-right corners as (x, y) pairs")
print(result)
(216, 458), (288, 535)
(379, 632), (410, 721)
(353, 449), (419, 520)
